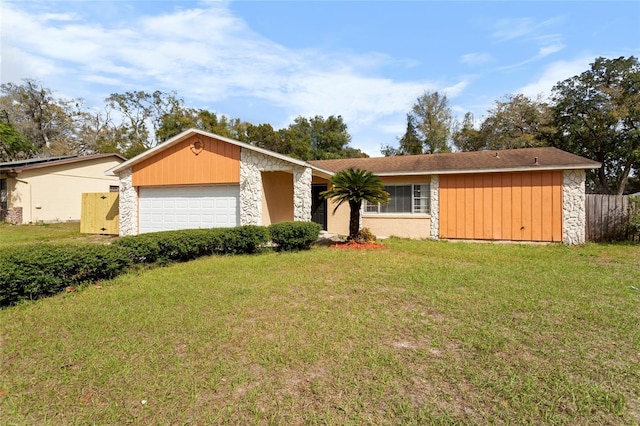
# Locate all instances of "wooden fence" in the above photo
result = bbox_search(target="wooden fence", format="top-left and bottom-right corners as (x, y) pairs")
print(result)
(585, 194), (638, 242)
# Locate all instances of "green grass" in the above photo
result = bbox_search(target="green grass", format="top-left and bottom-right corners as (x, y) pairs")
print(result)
(0, 222), (114, 246)
(1, 238), (639, 424)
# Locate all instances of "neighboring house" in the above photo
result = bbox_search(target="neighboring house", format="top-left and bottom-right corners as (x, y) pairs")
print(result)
(109, 129), (600, 244)
(0, 154), (126, 224)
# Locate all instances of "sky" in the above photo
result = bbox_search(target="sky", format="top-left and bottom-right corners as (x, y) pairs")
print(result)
(1, 1), (639, 156)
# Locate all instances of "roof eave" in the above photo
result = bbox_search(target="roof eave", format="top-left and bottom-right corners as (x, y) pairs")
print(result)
(373, 163), (602, 176)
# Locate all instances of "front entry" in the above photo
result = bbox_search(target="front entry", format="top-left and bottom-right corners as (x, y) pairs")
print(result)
(311, 184), (327, 231)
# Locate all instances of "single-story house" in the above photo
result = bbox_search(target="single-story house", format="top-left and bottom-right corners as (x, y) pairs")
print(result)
(108, 129), (601, 244)
(0, 154), (125, 224)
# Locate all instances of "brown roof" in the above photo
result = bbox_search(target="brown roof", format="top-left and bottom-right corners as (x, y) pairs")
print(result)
(0, 153), (126, 174)
(308, 147), (601, 175)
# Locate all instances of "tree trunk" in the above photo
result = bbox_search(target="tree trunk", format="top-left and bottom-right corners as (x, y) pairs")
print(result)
(615, 159), (633, 195)
(348, 200), (361, 240)
(596, 161), (612, 195)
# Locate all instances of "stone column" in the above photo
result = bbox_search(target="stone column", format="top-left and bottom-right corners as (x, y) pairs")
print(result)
(563, 169), (586, 245)
(118, 167), (138, 236)
(293, 167), (312, 222)
(429, 175), (440, 240)
(239, 151), (263, 226)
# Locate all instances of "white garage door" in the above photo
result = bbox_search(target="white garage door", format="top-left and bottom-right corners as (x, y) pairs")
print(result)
(139, 185), (239, 234)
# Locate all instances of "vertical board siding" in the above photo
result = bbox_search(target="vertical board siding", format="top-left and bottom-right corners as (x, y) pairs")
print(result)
(492, 174), (502, 240)
(552, 173), (563, 240)
(132, 135), (241, 186)
(439, 171), (562, 242)
(464, 176), (475, 238)
(511, 173), (522, 240)
(501, 173), (512, 241)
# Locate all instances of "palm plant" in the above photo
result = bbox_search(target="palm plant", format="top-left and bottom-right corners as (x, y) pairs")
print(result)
(321, 168), (390, 240)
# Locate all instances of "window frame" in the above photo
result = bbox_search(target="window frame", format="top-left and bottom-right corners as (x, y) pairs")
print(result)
(364, 183), (431, 215)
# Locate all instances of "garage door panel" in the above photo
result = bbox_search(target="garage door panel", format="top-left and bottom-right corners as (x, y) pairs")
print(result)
(139, 185), (239, 233)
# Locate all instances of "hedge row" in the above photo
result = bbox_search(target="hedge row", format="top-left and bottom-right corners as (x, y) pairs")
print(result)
(1, 222), (321, 306)
(113, 225), (270, 264)
(0, 244), (131, 306)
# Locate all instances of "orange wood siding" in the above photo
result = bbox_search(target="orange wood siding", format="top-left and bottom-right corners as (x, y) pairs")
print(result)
(439, 171), (563, 242)
(132, 134), (240, 186)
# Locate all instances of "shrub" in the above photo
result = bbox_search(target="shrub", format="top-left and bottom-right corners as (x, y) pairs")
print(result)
(113, 226), (270, 264)
(354, 228), (377, 244)
(112, 234), (162, 264)
(269, 221), (321, 251)
(0, 243), (131, 306)
(217, 225), (270, 255)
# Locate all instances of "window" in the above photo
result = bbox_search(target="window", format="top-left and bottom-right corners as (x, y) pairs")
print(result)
(365, 184), (430, 214)
(0, 179), (7, 221)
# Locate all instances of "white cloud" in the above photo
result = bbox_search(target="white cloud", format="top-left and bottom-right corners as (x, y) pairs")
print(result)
(538, 43), (565, 58)
(491, 16), (564, 42)
(461, 53), (492, 66)
(491, 18), (537, 41)
(517, 56), (593, 99)
(0, 1), (471, 155)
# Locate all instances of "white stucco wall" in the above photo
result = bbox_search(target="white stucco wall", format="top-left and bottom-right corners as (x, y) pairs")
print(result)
(563, 169), (586, 245)
(118, 167), (138, 236)
(8, 158), (122, 224)
(239, 149), (312, 225)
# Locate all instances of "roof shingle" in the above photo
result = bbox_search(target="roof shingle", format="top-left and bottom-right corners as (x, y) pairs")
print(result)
(308, 147), (600, 175)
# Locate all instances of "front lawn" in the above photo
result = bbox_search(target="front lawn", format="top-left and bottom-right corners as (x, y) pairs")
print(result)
(1, 239), (639, 424)
(0, 222), (114, 246)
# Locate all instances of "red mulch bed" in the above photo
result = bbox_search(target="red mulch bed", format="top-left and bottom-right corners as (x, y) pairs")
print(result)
(330, 241), (386, 250)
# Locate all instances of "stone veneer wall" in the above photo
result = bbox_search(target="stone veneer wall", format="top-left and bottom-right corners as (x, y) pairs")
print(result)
(562, 169), (586, 245)
(5, 207), (22, 225)
(240, 149), (312, 225)
(429, 175), (439, 240)
(293, 167), (312, 221)
(118, 167), (138, 236)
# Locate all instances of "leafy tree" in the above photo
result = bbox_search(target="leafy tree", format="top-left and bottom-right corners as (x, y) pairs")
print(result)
(451, 112), (484, 152)
(283, 115), (367, 160)
(480, 94), (550, 150)
(155, 104), (200, 143)
(550, 56), (640, 194)
(321, 168), (389, 240)
(0, 79), (76, 156)
(0, 118), (36, 161)
(244, 123), (288, 153)
(73, 106), (131, 156)
(411, 91), (453, 154)
(106, 90), (192, 156)
(385, 91), (453, 155)
(452, 96), (550, 152)
(383, 114), (422, 156)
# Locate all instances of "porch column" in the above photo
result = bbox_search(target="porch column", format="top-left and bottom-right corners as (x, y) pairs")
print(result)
(118, 167), (138, 236)
(293, 167), (312, 221)
(239, 151), (263, 225)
